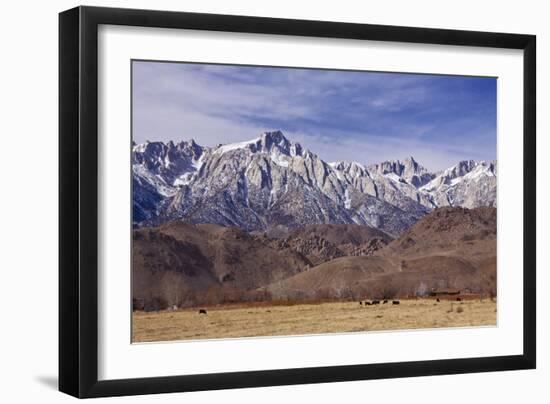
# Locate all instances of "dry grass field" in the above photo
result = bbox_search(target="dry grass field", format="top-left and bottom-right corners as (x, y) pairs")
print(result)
(132, 298), (497, 343)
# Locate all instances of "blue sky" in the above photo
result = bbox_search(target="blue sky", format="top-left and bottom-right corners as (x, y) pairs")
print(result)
(132, 60), (496, 171)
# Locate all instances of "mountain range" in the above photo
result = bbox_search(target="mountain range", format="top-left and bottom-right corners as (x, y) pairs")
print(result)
(133, 207), (497, 310)
(132, 131), (497, 236)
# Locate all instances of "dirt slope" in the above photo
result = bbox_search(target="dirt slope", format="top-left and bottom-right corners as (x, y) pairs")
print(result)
(134, 207), (496, 307)
(133, 221), (310, 308)
(266, 207), (496, 300)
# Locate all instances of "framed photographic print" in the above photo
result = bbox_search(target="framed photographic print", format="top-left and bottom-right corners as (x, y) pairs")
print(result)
(59, 6), (536, 398)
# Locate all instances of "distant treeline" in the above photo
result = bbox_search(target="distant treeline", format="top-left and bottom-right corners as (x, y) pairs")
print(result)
(133, 279), (496, 312)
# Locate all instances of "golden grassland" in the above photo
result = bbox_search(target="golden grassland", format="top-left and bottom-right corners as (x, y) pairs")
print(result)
(132, 298), (497, 343)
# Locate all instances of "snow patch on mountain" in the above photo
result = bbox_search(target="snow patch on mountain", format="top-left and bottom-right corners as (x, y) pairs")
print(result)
(215, 138), (259, 154)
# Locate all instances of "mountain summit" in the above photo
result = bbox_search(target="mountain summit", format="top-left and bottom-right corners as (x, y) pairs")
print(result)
(214, 130), (303, 157)
(367, 156), (434, 188)
(133, 131), (497, 235)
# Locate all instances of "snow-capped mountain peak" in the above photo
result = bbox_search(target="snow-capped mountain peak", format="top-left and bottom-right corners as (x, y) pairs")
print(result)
(132, 138), (206, 191)
(420, 160), (497, 208)
(367, 156), (434, 188)
(421, 160), (495, 191)
(132, 131), (497, 234)
(214, 131), (305, 158)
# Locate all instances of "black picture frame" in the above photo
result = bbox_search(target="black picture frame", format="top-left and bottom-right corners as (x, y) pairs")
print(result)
(59, 5), (536, 398)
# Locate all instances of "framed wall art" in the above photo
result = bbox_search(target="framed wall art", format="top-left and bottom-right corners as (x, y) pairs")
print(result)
(59, 6), (536, 398)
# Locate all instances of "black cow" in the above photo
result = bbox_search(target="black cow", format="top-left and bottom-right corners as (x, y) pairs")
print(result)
(392, 300), (400, 305)
(436, 298), (440, 302)
(456, 297), (462, 302)
(372, 300), (380, 305)
(198, 309), (208, 315)
(365, 302), (372, 306)
(383, 299), (388, 304)
(359, 301), (363, 306)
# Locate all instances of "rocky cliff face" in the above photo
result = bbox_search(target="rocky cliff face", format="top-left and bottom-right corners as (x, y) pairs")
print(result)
(133, 131), (497, 235)
(419, 160), (497, 208)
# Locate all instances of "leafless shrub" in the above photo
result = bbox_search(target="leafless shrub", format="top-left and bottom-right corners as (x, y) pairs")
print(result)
(372, 281), (400, 300)
(415, 282), (429, 297)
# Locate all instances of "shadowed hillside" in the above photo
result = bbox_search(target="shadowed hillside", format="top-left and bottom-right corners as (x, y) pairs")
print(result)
(133, 207), (496, 309)
(270, 207), (496, 300)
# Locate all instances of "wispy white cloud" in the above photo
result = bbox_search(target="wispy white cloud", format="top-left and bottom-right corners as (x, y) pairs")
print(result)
(132, 61), (496, 171)
(285, 128), (495, 172)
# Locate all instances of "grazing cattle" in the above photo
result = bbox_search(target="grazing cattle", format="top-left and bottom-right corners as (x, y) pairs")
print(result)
(198, 309), (207, 315)
(436, 298), (440, 302)
(372, 300), (380, 305)
(359, 301), (363, 306)
(365, 302), (372, 306)
(383, 300), (388, 304)
(392, 300), (400, 305)
(456, 297), (462, 302)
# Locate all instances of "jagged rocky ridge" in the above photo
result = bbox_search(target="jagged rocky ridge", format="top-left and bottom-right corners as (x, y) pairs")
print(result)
(133, 131), (497, 235)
